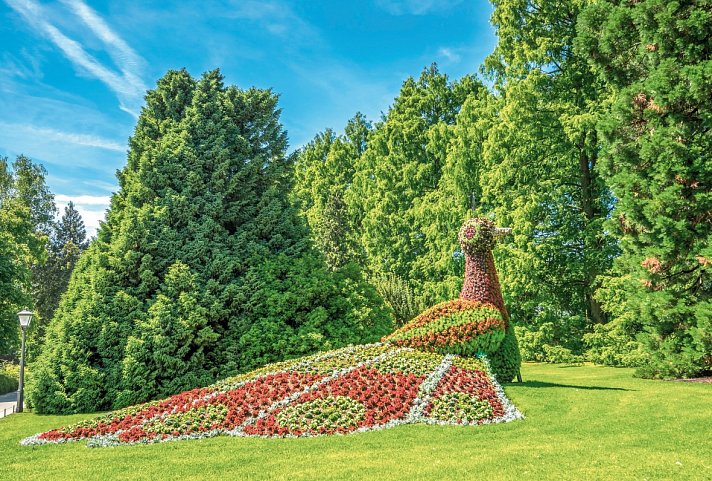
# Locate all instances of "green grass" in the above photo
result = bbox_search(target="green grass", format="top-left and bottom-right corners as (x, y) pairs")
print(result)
(3, 363), (711, 480)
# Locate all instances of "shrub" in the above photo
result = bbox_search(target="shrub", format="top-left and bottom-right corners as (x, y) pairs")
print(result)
(0, 362), (19, 395)
(583, 323), (648, 368)
(515, 324), (583, 365)
(373, 273), (423, 327)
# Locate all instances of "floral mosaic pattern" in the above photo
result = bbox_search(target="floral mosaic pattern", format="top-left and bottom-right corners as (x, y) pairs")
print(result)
(384, 299), (506, 355)
(22, 343), (522, 447)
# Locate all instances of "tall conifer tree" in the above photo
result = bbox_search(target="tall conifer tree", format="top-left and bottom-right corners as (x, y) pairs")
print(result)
(29, 201), (88, 360)
(578, 0), (711, 377)
(28, 70), (391, 413)
(461, 0), (619, 354)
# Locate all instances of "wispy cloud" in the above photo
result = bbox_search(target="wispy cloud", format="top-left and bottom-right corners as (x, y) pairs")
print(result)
(375, 0), (463, 15)
(80, 179), (118, 193)
(55, 194), (111, 205)
(0, 50), (43, 81)
(4, 0), (147, 116)
(437, 47), (462, 64)
(0, 123), (125, 152)
(224, 0), (319, 45)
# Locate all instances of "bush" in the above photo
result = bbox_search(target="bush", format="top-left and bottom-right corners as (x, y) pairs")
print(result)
(373, 273), (423, 327)
(515, 323), (583, 365)
(0, 362), (19, 395)
(583, 323), (648, 368)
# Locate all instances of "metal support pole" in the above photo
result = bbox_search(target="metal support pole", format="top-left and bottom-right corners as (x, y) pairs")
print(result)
(17, 326), (26, 413)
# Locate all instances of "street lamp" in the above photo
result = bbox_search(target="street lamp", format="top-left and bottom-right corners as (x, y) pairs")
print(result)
(16, 309), (33, 413)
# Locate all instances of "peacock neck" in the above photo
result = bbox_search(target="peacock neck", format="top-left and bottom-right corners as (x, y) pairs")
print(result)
(460, 250), (509, 322)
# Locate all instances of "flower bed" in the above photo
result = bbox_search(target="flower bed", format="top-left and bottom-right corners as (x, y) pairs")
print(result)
(22, 344), (522, 447)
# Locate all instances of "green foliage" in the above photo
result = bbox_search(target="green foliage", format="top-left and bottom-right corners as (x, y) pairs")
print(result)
(116, 262), (218, 407)
(0, 156), (50, 358)
(583, 323), (648, 368)
(372, 273), (422, 327)
(218, 256), (392, 375)
(29, 201), (88, 361)
(578, 0), (712, 377)
(349, 67), (486, 305)
(28, 69), (392, 414)
(474, 0), (618, 347)
(293, 117), (369, 271)
(296, 66), (489, 307)
(488, 324), (522, 382)
(515, 322), (585, 364)
(0, 361), (19, 395)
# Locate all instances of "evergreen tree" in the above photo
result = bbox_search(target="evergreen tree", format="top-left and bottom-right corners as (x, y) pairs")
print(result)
(293, 114), (371, 270)
(578, 0), (711, 377)
(28, 69), (391, 413)
(29, 201), (88, 360)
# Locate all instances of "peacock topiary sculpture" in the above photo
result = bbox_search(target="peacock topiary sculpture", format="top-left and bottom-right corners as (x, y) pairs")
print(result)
(384, 218), (522, 382)
(22, 218), (522, 447)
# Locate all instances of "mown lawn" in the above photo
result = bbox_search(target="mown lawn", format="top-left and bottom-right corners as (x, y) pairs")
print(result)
(2, 363), (710, 481)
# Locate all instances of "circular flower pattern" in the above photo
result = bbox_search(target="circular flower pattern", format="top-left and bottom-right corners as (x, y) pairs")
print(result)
(276, 396), (366, 433)
(429, 392), (493, 423)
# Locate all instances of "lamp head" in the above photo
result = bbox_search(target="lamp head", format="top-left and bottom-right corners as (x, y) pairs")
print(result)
(17, 309), (33, 328)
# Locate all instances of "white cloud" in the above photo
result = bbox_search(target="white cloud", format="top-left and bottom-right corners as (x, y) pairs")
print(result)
(80, 179), (118, 193)
(0, 123), (125, 152)
(375, 0), (463, 15)
(5, 0), (147, 117)
(0, 50), (43, 81)
(437, 47), (462, 64)
(55, 194), (111, 237)
(55, 194), (111, 205)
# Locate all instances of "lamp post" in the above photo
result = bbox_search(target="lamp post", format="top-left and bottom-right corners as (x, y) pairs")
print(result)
(16, 309), (33, 413)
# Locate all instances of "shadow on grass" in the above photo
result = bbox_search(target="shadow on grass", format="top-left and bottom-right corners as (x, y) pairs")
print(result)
(507, 380), (633, 391)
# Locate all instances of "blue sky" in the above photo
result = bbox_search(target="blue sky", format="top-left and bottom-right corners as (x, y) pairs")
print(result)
(1, 0), (496, 234)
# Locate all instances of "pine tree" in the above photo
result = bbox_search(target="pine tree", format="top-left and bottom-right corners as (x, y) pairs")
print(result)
(578, 0), (711, 377)
(28, 69), (392, 413)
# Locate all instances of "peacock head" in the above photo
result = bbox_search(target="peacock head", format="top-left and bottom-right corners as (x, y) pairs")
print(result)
(458, 218), (511, 255)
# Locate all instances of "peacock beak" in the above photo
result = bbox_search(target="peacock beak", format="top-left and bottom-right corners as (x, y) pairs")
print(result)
(494, 227), (512, 239)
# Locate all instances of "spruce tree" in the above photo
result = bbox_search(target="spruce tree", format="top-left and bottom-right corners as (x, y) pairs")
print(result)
(578, 0), (711, 377)
(29, 201), (88, 360)
(28, 69), (391, 413)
